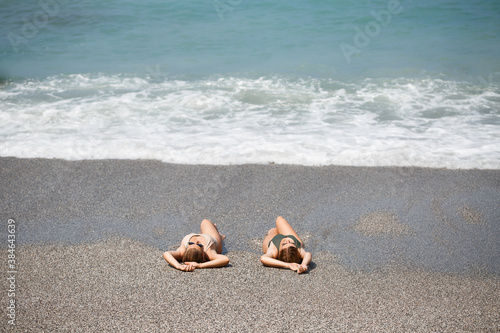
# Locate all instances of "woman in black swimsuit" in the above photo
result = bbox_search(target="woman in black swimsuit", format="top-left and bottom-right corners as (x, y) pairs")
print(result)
(261, 216), (312, 274)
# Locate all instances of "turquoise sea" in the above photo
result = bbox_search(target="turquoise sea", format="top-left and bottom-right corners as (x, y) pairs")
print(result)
(1, 0), (500, 168)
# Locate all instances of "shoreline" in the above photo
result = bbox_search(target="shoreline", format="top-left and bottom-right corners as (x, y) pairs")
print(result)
(2, 156), (500, 171)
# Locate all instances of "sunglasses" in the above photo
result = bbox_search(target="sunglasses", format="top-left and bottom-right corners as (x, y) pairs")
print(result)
(188, 242), (203, 248)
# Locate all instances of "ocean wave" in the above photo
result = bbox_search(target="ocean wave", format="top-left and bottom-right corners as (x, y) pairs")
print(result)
(1, 73), (499, 169)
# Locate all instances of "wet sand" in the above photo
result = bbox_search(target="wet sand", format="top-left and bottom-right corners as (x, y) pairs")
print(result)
(1, 157), (499, 331)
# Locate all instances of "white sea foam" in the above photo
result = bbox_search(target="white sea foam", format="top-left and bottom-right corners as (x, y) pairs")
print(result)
(1, 74), (499, 169)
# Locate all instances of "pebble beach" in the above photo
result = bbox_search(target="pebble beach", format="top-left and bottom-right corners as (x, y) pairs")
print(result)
(1, 157), (499, 331)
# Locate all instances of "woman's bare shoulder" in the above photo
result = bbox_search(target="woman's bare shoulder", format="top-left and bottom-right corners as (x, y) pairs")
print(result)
(264, 243), (279, 258)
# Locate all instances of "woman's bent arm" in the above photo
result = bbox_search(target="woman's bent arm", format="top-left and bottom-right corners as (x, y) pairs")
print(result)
(294, 250), (312, 274)
(163, 250), (181, 269)
(260, 253), (293, 270)
(197, 253), (229, 269)
(261, 249), (312, 274)
(300, 249), (312, 267)
(163, 248), (191, 271)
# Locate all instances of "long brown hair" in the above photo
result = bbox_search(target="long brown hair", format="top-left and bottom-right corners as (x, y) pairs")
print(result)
(182, 247), (207, 263)
(278, 247), (301, 264)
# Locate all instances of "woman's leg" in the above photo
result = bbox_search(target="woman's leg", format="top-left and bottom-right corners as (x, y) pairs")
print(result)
(275, 216), (304, 246)
(200, 219), (224, 254)
(262, 228), (278, 253)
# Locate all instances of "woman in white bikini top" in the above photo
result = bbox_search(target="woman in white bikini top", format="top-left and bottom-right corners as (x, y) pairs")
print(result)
(163, 219), (229, 272)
